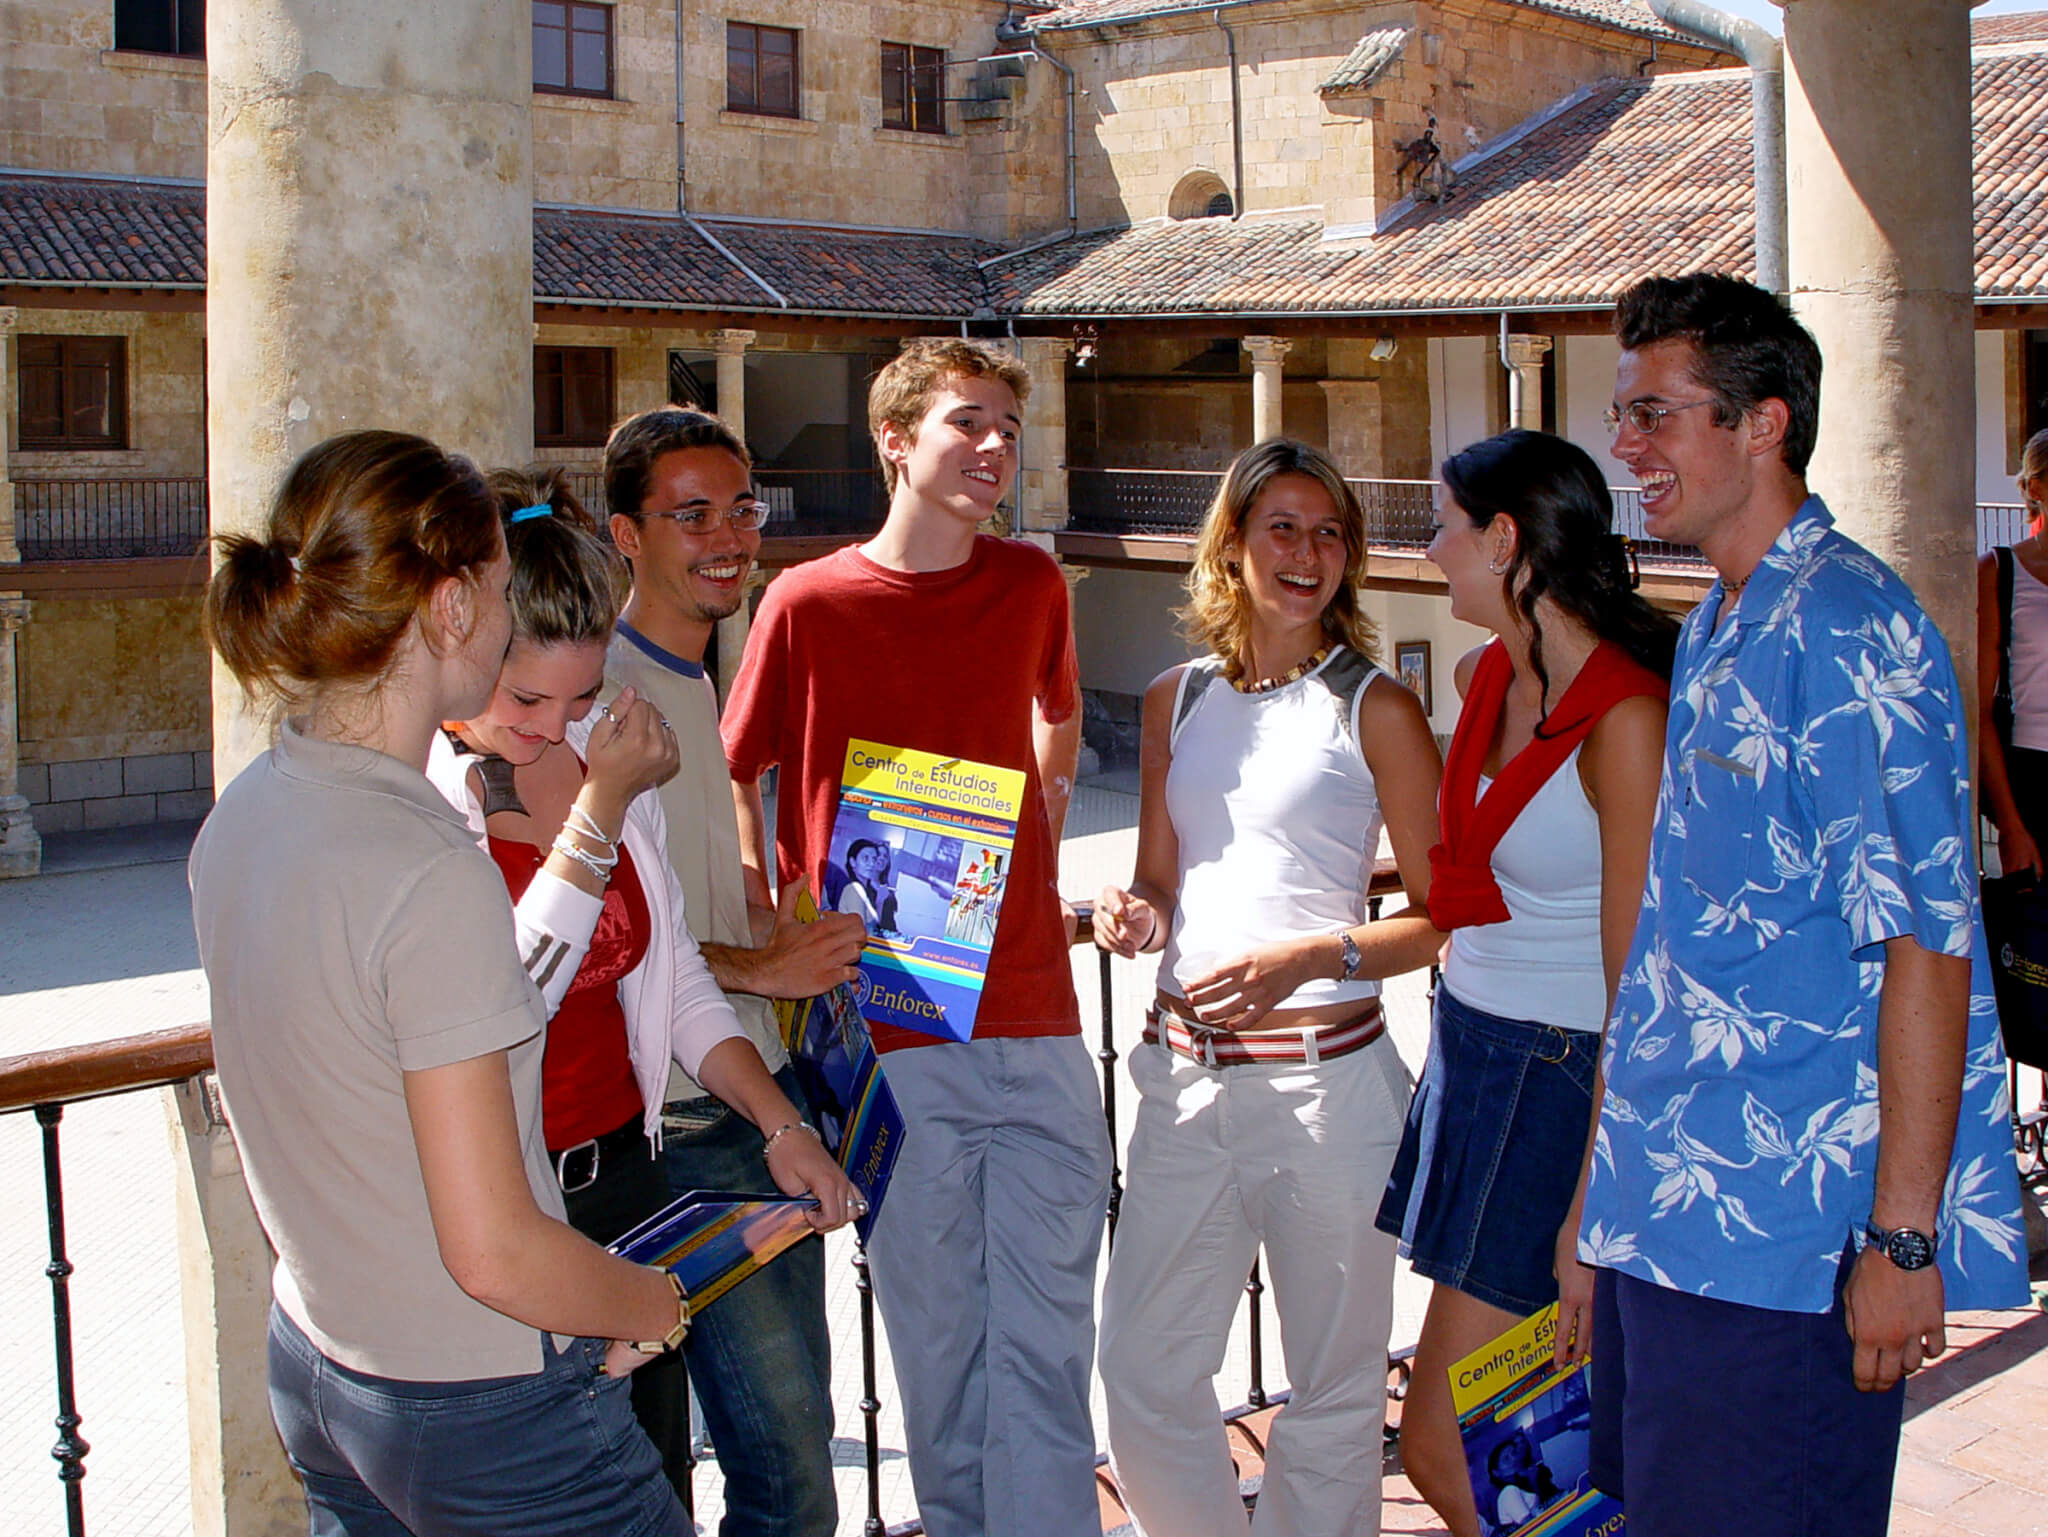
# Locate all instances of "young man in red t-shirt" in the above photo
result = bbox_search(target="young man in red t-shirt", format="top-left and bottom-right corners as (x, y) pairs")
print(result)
(722, 339), (1111, 1537)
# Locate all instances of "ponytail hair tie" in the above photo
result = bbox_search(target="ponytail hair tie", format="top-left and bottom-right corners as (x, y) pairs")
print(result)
(510, 503), (553, 523)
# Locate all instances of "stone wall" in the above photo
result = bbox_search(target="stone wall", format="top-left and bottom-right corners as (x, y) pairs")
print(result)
(15, 592), (212, 825)
(1042, 0), (1721, 232)
(0, 0), (207, 179)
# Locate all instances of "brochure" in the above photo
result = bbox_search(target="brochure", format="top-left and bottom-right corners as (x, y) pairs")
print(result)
(1448, 1304), (1623, 1537)
(826, 738), (1026, 1043)
(774, 886), (907, 1244)
(609, 1189), (820, 1312)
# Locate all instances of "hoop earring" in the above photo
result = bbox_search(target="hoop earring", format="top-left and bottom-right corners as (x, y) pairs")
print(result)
(1488, 558), (1507, 575)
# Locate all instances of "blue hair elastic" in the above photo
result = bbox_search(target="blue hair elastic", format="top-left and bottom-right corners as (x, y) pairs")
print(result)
(509, 503), (552, 523)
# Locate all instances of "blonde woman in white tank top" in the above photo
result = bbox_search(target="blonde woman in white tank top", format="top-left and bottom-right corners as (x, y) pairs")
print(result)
(1976, 427), (2048, 879)
(1092, 440), (1444, 1537)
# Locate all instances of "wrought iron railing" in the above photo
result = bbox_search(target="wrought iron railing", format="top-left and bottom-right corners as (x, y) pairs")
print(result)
(563, 468), (887, 540)
(1069, 470), (2035, 573)
(12, 479), (207, 561)
(6, 883), (1416, 1535)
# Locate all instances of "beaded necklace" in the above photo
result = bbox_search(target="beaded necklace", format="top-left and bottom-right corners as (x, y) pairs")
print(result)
(1232, 645), (1330, 695)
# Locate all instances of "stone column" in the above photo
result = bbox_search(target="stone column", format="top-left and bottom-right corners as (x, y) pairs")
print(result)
(0, 307), (19, 563)
(198, 4), (534, 1527)
(0, 310), (34, 878)
(1244, 336), (1293, 442)
(708, 330), (758, 699)
(1783, 0), (1978, 667)
(208, 0), (535, 786)
(0, 600), (37, 879)
(1017, 335), (1074, 535)
(1503, 333), (1553, 431)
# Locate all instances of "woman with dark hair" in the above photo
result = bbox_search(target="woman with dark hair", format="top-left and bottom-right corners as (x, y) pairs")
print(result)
(426, 469), (866, 1495)
(1093, 438), (1444, 1535)
(837, 836), (900, 933)
(1377, 429), (1675, 1537)
(191, 432), (695, 1534)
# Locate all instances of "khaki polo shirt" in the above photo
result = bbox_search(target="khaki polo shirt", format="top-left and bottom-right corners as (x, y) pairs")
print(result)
(607, 626), (788, 1097)
(190, 720), (564, 1381)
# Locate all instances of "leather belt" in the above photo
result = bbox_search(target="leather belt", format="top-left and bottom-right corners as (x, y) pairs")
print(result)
(550, 1114), (648, 1195)
(1142, 999), (1385, 1068)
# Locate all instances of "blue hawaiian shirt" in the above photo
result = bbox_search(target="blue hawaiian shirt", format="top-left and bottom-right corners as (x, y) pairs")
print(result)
(1581, 497), (2027, 1314)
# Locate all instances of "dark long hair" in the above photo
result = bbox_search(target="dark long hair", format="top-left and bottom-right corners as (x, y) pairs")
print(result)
(1439, 430), (1678, 728)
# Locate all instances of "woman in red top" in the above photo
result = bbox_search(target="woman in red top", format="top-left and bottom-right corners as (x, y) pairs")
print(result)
(427, 471), (863, 1487)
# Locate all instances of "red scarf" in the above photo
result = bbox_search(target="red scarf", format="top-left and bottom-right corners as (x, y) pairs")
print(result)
(1426, 639), (1667, 930)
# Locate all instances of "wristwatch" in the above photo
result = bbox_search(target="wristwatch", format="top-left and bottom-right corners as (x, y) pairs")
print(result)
(629, 1268), (692, 1355)
(1863, 1222), (1938, 1272)
(1337, 931), (1363, 982)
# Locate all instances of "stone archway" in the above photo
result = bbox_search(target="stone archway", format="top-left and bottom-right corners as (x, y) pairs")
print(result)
(1167, 168), (1234, 221)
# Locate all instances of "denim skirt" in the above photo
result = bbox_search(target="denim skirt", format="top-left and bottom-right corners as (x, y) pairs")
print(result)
(1374, 983), (1600, 1316)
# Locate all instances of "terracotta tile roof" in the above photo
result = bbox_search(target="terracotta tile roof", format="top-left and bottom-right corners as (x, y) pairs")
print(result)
(535, 208), (996, 315)
(1976, 12), (2048, 45)
(0, 174), (204, 287)
(1029, 0), (1695, 44)
(989, 47), (2048, 314)
(1321, 26), (1411, 95)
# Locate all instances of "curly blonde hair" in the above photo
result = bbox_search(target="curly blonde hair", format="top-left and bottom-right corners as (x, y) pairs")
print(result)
(1178, 439), (1376, 680)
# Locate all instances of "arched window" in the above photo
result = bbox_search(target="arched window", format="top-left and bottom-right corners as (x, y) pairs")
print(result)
(1169, 170), (1234, 221)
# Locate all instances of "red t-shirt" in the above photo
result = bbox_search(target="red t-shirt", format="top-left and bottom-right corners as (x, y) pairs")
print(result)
(722, 535), (1081, 1053)
(488, 835), (651, 1148)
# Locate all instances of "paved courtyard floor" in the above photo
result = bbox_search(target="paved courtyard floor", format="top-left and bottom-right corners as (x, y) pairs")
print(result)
(3, 783), (2046, 1535)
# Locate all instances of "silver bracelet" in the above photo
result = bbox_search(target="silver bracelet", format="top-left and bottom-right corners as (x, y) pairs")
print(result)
(760, 1120), (821, 1166)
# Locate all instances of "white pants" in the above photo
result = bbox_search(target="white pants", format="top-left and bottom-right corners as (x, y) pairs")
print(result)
(865, 1033), (1113, 1537)
(1099, 1032), (1410, 1537)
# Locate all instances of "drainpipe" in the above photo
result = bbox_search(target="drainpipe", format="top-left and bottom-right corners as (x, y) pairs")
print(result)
(1647, 0), (1786, 297)
(1213, 10), (1246, 220)
(674, 0), (788, 307)
(1028, 38), (1080, 234)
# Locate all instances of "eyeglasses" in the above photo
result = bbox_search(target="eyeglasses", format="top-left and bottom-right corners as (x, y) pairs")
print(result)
(642, 500), (768, 534)
(1602, 398), (1720, 437)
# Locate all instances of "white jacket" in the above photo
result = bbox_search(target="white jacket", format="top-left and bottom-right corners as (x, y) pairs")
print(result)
(425, 724), (746, 1143)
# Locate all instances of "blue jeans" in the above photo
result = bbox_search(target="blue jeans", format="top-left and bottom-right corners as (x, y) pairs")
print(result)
(266, 1305), (689, 1537)
(662, 1062), (837, 1537)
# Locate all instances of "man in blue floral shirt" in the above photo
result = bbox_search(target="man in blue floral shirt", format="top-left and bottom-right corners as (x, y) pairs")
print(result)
(1579, 274), (2027, 1537)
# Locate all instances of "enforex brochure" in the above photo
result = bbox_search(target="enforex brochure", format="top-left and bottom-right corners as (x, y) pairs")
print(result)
(827, 739), (1025, 1043)
(773, 887), (907, 1245)
(609, 1190), (818, 1313)
(1449, 1304), (1623, 1537)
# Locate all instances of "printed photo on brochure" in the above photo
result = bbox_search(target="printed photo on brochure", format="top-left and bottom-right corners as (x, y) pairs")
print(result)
(826, 738), (1025, 1043)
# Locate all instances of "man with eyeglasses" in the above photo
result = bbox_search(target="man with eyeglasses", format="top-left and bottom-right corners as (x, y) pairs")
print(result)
(600, 407), (865, 1535)
(1577, 273), (2026, 1536)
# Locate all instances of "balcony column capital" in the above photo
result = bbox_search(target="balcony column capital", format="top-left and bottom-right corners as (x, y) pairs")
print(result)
(711, 328), (758, 357)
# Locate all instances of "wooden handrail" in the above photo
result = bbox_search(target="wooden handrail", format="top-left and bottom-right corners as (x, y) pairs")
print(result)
(0, 1023), (213, 1115)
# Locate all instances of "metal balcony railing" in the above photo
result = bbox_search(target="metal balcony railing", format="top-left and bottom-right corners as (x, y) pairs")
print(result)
(12, 478), (207, 561)
(3, 880), (1418, 1536)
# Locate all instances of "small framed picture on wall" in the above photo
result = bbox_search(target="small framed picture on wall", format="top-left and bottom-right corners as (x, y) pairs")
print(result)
(1395, 640), (1432, 715)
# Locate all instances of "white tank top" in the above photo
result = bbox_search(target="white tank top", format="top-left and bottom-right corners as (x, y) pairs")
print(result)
(1159, 648), (1384, 1011)
(1442, 745), (1608, 1031)
(2009, 560), (2048, 751)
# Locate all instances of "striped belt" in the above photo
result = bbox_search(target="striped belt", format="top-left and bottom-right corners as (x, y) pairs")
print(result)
(1142, 999), (1385, 1068)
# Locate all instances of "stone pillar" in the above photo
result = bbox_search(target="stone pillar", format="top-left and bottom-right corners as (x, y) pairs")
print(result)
(0, 310), (34, 879)
(1017, 336), (1074, 534)
(168, 1079), (299, 1536)
(0, 600), (37, 879)
(198, 4), (534, 1526)
(207, 0), (536, 787)
(1783, 0), (1978, 667)
(1244, 336), (1293, 442)
(712, 328), (756, 442)
(0, 307), (19, 563)
(1503, 333), (1553, 431)
(708, 329), (757, 700)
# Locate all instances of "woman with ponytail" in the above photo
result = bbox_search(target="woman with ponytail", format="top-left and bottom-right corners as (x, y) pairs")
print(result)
(1376, 429), (1676, 1537)
(425, 469), (864, 1498)
(191, 431), (695, 1534)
